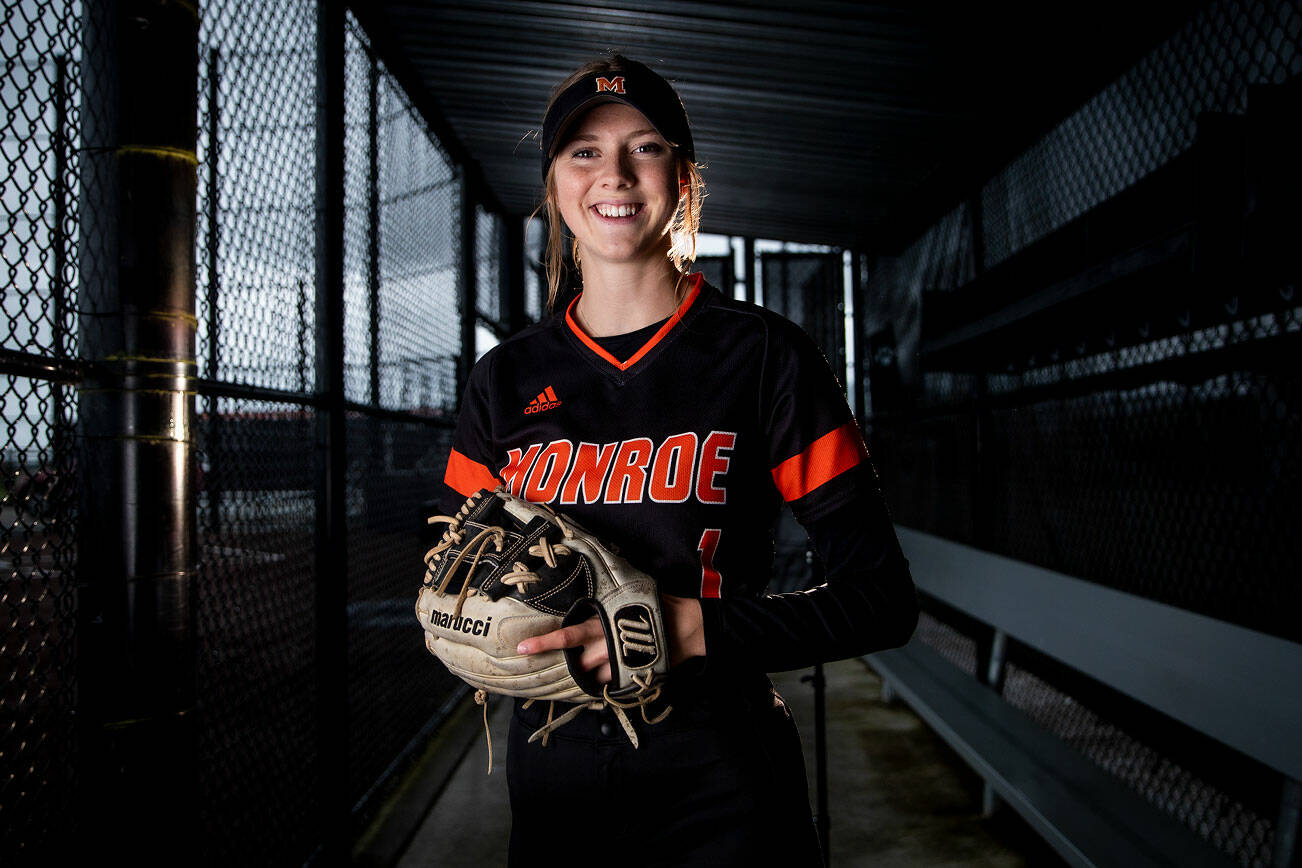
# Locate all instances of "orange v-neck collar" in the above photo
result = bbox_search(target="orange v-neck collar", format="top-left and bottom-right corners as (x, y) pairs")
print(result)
(565, 272), (703, 372)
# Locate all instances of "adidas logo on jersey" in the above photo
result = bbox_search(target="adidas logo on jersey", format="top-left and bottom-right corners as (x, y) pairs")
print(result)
(524, 386), (562, 415)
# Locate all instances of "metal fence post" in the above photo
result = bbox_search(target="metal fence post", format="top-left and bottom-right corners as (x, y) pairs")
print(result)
(368, 52), (381, 409)
(457, 177), (477, 395)
(313, 0), (349, 859)
(743, 236), (756, 305)
(801, 544), (831, 866)
(204, 47), (222, 539)
(501, 215), (525, 334)
(850, 251), (866, 422)
(1274, 777), (1301, 868)
(75, 0), (199, 856)
(51, 54), (69, 470)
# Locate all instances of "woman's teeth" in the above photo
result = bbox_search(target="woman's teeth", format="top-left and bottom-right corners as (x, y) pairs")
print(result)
(595, 203), (640, 218)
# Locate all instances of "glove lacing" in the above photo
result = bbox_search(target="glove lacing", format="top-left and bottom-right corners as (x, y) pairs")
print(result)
(425, 494), (510, 618)
(499, 532), (572, 595)
(426, 494), (577, 615)
(425, 492), (670, 757)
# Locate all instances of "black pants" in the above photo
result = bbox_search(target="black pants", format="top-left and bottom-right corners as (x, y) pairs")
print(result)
(506, 680), (823, 867)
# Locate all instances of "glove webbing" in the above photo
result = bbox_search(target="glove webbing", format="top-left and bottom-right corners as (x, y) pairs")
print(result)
(426, 500), (575, 617)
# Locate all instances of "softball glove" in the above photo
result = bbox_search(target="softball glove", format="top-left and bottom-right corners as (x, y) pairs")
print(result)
(416, 487), (672, 751)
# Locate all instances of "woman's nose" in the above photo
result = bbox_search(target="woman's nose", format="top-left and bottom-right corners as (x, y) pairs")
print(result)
(599, 153), (635, 187)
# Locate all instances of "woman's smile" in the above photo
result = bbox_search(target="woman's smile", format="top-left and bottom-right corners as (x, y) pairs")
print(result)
(591, 202), (644, 219)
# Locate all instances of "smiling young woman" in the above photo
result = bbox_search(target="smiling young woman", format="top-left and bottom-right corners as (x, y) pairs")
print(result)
(437, 53), (918, 865)
(537, 57), (705, 328)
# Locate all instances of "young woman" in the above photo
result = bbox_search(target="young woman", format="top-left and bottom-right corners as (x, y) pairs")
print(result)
(440, 54), (918, 865)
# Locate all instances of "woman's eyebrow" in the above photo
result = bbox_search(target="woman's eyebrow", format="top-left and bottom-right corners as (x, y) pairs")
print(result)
(569, 128), (660, 142)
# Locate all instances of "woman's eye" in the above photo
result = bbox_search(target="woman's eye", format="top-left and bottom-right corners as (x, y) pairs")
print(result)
(634, 142), (663, 155)
(570, 148), (596, 159)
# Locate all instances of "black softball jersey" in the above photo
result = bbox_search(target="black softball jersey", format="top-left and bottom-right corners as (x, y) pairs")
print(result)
(440, 273), (917, 677)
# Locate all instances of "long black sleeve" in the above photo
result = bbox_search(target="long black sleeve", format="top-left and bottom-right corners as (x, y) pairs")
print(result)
(698, 474), (918, 673)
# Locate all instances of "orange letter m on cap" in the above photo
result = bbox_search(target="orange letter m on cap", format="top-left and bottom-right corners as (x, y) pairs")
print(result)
(595, 76), (626, 94)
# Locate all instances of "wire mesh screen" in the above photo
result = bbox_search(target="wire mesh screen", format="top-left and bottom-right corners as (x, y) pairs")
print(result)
(341, 6), (471, 845)
(1000, 648), (1278, 866)
(368, 49), (460, 413)
(982, 0), (1301, 269)
(196, 400), (319, 865)
(345, 415), (461, 798)
(692, 253), (733, 295)
(867, 2), (1302, 864)
(987, 376), (1297, 636)
(191, 4), (470, 863)
(196, 1), (321, 861)
(759, 253), (848, 593)
(524, 215), (544, 322)
(1, 376), (78, 857)
(477, 205), (501, 326)
(1, 0), (485, 861)
(1, 0), (80, 858)
(344, 28), (374, 406)
(761, 252), (846, 382)
(342, 9), (466, 827)
(914, 610), (977, 678)
(1, 2), (78, 359)
(197, 0), (316, 391)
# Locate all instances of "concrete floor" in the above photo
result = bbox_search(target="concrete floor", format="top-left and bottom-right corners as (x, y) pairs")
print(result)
(397, 658), (1065, 867)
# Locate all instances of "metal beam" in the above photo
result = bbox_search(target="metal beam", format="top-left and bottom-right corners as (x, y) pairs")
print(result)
(75, 0), (199, 857)
(849, 251), (866, 421)
(743, 237), (756, 305)
(204, 47), (223, 540)
(501, 215), (525, 335)
(313, 0), (350, 859)
(458, 177), (477, 394)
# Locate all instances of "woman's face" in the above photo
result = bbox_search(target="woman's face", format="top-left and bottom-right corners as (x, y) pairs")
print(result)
(552, 102), (680, 270)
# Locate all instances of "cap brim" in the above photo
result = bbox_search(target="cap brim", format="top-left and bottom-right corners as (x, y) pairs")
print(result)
(546, 94), (669, 158)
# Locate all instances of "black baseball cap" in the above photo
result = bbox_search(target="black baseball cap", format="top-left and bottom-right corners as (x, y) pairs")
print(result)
(541, 58), (694, 181)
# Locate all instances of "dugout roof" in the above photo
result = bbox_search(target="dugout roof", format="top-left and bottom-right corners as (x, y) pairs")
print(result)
(353, 1), (1207, 252)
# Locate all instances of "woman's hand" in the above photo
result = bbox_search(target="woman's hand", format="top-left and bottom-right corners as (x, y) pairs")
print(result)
(660, 594), (705, 665)
(517, 617), (611, 683)
(517, 594), (706, 683)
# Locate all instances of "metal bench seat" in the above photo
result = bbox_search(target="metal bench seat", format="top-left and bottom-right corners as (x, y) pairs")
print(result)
(867, 528), (1302, 868)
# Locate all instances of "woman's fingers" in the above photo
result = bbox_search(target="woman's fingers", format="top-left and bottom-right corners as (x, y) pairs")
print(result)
(516, 617), (601, 655)
(517, 616), (611, 682)
(578, 641), (609, 673)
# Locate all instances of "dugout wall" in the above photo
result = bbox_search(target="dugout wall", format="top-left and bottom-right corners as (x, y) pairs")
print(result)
(0, 0), (535, 862)
(860, 1), (1302, 863)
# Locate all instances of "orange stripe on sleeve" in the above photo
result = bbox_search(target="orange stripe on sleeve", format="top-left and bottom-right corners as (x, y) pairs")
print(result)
(770, 420), (868, 503)
(444, 448), (500, 498)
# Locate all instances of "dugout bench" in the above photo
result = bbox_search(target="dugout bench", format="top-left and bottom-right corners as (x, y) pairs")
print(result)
(867, 528), (1302, 868)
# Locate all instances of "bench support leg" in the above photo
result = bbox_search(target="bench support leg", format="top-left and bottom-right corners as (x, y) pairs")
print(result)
(980, 630), (1009, 818)
(1275, 777), (1301, 868)
(881, 679), (897, 704)
(985, 629), (1008, 693)
(982, 782), (1001, 819)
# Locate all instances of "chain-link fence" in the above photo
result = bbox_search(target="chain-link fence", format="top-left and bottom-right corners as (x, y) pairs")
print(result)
(762, 252), (845, 372)
(866, 1), (1302, 864)
(1, 0), (80, 859)
(193, 4), (478, 861)
(756, 251), (850, 592)
(0, 0), (518, 861)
